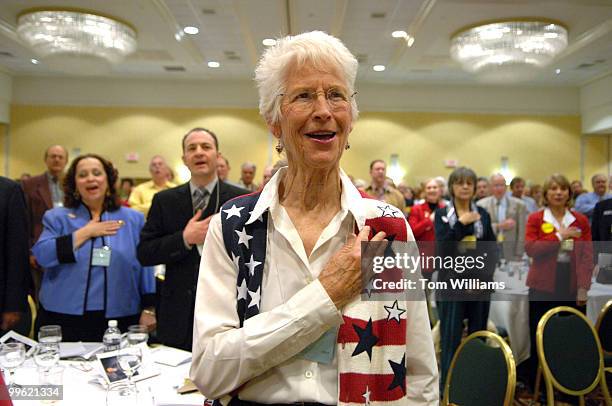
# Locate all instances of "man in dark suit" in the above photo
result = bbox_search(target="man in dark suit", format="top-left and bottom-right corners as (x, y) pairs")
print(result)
(138, 128), (247, 350)
(0, 177), (30, 334)
(21, 145), (68, 302)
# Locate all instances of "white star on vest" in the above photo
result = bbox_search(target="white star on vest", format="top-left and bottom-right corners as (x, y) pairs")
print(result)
(231, 252), (240, 269)
(237, 279), (248, 302)
(245, 255), (262, 276)
(378, 204), (400, 218)
(248, 286), (261, 309)
(223, 204), (244, 219)
(362, 386), (371, 405)
(384, 299), (406, 323)
(235, 227), (253, 248)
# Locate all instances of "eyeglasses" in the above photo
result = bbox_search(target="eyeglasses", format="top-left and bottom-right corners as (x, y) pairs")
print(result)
(278, 88), (357, 112)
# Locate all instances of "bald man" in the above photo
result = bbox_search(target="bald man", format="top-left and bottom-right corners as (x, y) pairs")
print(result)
(129, 155), (176, 217)
(575, 174), (612, 221)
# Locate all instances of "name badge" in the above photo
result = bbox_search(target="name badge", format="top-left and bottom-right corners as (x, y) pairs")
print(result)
(561, 239), (574, 252)
(92, 246), (112, 267)
(298, 327), (338, 364)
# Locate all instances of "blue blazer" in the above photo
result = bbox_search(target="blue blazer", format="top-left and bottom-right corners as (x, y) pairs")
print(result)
(33, 204), (155, 318)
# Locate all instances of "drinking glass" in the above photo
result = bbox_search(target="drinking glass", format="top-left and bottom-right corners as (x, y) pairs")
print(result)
(38, 325), (62, 344)
(0, 343), (26, 386)
(117, 346), (142, 393)
(106, 383), (154, 406)
(127, 325), (148, 346)
(34, 342), (60, 372)
(38, 365), (64, 404)
(106, 383), (137, 405)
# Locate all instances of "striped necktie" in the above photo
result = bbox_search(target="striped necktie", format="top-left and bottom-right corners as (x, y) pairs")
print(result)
(193, 187), (210, 213)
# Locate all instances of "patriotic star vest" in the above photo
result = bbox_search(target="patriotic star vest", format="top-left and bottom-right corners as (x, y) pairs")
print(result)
(219, 191), (411, 405)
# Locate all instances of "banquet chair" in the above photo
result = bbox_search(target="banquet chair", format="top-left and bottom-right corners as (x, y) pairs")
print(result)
(443, 330), (516, 406)
(595, 299), (612, 373)
(534, 306), (612, 406)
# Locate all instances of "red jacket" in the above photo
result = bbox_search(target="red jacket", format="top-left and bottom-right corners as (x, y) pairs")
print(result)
(525, 209), (593, 294)
(408, 201), (445, 242)
(408, 201), (445, 274)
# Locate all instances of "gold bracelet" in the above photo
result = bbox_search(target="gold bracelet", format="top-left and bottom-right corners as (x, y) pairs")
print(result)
(143, 309), (156, 316)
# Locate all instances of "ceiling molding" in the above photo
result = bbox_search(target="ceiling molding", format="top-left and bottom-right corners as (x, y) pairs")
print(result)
(390, 0), (438, 66)
(329, 0), (348, 37)
(556, 16), (612, 61)
(152, 0), (203, 64)
(233, 0), (259, 67)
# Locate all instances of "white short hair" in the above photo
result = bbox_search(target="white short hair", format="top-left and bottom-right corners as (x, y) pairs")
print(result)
(254, 31), (359, 125)
(241, 162), (256, 171)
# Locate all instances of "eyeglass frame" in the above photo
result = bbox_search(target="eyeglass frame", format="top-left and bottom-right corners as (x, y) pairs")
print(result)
(277, 88), (358, 111)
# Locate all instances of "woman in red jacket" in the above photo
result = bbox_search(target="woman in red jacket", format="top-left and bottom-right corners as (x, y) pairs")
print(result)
(408, 178), (446, 279)
(524, 173), (593, 388)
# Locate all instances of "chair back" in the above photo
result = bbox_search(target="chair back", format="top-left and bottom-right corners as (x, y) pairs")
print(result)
(443, 330), (516, 406)
(537, 306), (604, 396)
(595, 300), (612, 357)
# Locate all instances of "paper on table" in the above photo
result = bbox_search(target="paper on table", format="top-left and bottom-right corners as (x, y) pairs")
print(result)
(151, 346), (192, 367)
(60, 342), (104, 359)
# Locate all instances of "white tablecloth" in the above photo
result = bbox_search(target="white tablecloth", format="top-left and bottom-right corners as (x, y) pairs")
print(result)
(10, 349), (204, 406)
(489, 264), (612, 365)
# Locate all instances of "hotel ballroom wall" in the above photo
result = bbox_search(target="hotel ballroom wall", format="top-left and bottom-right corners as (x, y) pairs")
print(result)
(5, 104), (608, 185)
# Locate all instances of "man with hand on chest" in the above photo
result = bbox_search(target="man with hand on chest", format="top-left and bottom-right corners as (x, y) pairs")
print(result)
(137, 128), (247, 350)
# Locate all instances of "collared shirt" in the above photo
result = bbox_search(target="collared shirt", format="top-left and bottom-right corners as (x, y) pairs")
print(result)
(365, 183), (406, 214)
(574, 192), (612, 220)
(543, 207), (576, 263)
(238, 180), (259, 192)
(506, 191), (538, 214)
(189, 177), (218, 211)
(495, 196), (507, 224)
(128, 180), (176, 216)
(46, 172), (64, 207)
(190, 168), (438, 404)
(183, 177), (219, 252)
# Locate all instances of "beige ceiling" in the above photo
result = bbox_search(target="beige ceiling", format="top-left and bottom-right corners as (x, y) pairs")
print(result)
(1, 0), (612, 86)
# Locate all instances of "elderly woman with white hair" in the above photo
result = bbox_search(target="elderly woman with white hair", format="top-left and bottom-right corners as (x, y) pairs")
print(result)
(190, 31), (438, 405)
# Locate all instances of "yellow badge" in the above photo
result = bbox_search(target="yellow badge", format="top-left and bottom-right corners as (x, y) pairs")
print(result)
(541, 222), (554, 234)
(461, 235), (477, 242)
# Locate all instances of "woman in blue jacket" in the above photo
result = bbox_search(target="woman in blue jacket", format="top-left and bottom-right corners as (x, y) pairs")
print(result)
(33, 154), (155, 342)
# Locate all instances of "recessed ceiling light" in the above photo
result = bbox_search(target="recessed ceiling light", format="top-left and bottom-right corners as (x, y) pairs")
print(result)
(406, 36), (415, 47)
(208, 61), (220, 68)
(555, 68), (561, 74)
(183, 26), (199, 35)
(392, 30), (407, 38)
(373, 65), (386, 72)
(31, 58), (39, 64)
(262, 38), (277, 46)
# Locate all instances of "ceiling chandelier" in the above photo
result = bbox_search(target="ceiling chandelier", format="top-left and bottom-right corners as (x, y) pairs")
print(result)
(16, 9), (137, 64)
(450, 19), (568, 74)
